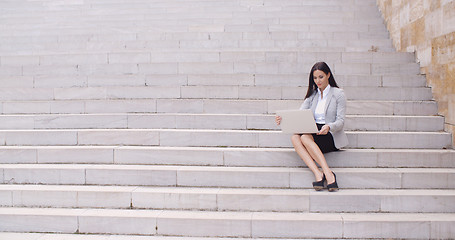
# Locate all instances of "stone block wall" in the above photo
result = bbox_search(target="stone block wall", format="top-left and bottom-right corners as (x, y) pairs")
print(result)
(377, 0), (455, 147)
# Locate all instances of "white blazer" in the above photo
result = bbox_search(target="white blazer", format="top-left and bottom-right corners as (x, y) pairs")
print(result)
(300, 87), (349, 149)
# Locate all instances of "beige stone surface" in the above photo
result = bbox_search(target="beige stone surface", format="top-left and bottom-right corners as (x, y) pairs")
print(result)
(378, 0), (455, 146)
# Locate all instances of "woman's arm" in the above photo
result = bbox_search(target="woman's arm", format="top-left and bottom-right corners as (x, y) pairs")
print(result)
(299, 95), (312, 110)
(327, 89), (346, 133)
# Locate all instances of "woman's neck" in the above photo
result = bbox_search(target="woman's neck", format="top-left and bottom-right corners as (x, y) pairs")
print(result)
(318, 84), (329, 98)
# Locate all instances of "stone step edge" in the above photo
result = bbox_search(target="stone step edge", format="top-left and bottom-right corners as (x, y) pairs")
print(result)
(0, 113), (444, 130)
(0, 93), (433, 102)
(0, 73), (424, 78)
(3, 184), (454, 198)
(1, 146), (453, 168)
(0, 99), (439, 116)
(6, 62), (417, 68)
(0, 128), (450, 137)
(0, 48), (399, 57)
(0, 7), (381, 14)
(0, 113), (442, 118)
(0, 129), (449, 149)
(0, 129), (450, 137)
(0, 48), (412, 53)
(0, 46), (394, 52)
(0, 145), (453, 154)
(1, 207), (454, 224)
(0, 23), (389, 29)
(0, 99), (436, 103)
(0, 50), (412, 58)
(0, 207), (453, 239)
(4, 164), (453, 190)
(0, 128), (448, 133)
(0, 145), (453, 152)
(4, 163), (454, 170)
(0, 1), (379, 7)
(4, 183), (455, 193)
(0, 232), (333, 240)
(2, 184), (455, 213)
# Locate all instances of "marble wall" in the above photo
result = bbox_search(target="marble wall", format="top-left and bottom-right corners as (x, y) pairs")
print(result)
(377, 0), (455, 146)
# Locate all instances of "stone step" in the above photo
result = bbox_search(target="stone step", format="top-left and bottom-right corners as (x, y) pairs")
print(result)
(0, 7), (382, 18)
(1, 185), (455, 213)
(0, 232), (365, 240)
(21, 9), (386, 20)
(185, 74), (426, 88)
(18, 63), (419, 76)
(0, 39), (393, 51)
(0, 51), (414, 65)
(0, 146), (454, 168)
(1, 47), (395, 56)
(0, 16), (387, 28)
(4, 14), (382, 24)
(0, 1), (378, 11)
(0, 24), (389, 38)
(0, 15), (387, 27)
(0, 86), (432, 101)
(0, 113), (444, 132)
(345, 100), (437, 116)
(0, 2), (379, 15)
(0, 2), (381, 21)
(0, 99), (438, 116)
(1, 18), (388, 29)
(2, 164), (454, 189)
(1, 13), (385, 26)
(0, 207), (453, 238)
(1, 11), (381, 19)
(0, 74), (427, 89)
(1, 0), (377, 7)
(0, 232), (316, 240)
(0, 31), (390, 49)
(1, 41), (390, 56)
(179, 86), (431, 101)
(0, 129), (450, 149)
(1, 45), (392, 55)
(5, 58), (412, 73)
(3, 4), (378, 13)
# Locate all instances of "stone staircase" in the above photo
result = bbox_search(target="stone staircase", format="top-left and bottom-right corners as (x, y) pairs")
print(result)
(0, 0), (454, 239)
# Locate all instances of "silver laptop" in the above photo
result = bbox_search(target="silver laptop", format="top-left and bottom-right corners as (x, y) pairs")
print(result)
(276, 109), (318, 134)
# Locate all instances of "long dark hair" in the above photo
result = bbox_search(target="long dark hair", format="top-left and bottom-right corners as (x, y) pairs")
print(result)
(305, 62), (339, 99)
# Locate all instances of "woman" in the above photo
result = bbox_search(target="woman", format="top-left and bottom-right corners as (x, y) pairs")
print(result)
(276, 62), (348, 191)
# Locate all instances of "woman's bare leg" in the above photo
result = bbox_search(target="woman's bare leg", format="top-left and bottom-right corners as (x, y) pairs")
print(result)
(299, 135), (335, 184)
(291, 134), (324, 181)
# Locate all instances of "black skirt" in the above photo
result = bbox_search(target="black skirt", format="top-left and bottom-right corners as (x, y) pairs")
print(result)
(312, 123), (338, 153)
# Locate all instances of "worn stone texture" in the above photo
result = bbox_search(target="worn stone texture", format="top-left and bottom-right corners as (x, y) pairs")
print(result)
(378, 0), (455, 146)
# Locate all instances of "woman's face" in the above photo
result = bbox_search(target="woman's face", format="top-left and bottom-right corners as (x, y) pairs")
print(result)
(313, 70), (330, 91)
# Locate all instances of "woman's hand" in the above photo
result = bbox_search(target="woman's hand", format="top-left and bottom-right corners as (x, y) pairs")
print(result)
(317, 125), (330, 135)
(275, 116), (282, 125)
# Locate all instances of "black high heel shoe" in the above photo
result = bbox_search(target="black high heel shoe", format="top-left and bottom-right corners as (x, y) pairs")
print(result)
(312, 174), (326, 191)
(327, 172), (338, 192)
